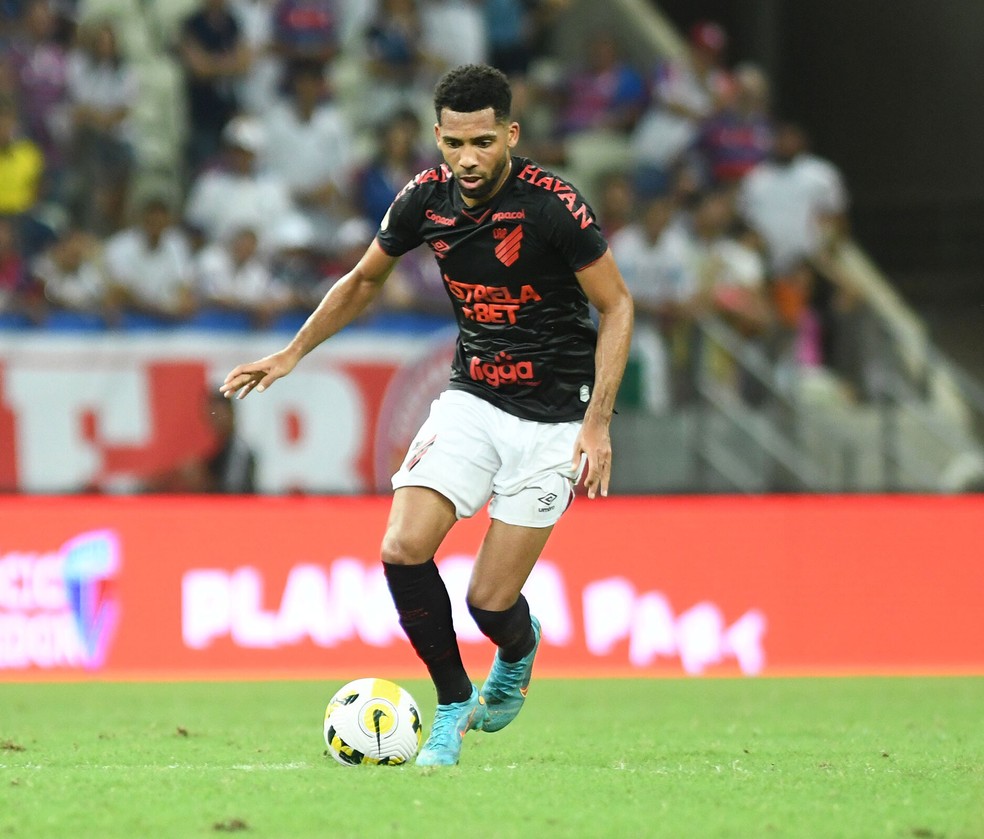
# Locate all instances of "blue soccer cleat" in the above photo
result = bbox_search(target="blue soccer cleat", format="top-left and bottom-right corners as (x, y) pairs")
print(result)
(479, 615), (541, 732)
(415, 684), (486, 766)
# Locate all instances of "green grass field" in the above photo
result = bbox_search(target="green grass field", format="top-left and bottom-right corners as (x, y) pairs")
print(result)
(1, 677), (982, 838)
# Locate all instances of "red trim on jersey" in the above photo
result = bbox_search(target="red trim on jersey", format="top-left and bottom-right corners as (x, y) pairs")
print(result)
(573, 243), (610, 273)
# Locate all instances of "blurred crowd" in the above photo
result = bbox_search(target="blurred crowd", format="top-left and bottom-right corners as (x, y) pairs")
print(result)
(0, 0), (873, 408)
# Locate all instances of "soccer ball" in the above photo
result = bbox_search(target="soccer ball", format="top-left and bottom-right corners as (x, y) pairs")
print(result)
(323, 678), (422, 766)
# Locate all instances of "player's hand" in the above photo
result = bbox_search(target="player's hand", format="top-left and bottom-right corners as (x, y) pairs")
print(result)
(571, 416), (612, 499)
(219, 349), (300, 400)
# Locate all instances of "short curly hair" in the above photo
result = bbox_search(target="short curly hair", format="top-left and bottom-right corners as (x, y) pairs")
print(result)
(433, 64), (512, 123)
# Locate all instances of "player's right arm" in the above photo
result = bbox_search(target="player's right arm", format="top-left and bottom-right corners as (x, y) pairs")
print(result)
(220, 240), (398, 399)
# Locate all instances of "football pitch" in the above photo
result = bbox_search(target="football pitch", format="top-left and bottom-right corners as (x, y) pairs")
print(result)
(1, 677), (981, 838)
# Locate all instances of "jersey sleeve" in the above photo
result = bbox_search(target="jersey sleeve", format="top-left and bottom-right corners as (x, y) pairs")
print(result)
(375, 178), (425, 257)
(539, 184), (609, 272)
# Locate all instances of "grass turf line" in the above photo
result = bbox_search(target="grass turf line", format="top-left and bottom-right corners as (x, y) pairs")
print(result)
(1, 677), (982, 839)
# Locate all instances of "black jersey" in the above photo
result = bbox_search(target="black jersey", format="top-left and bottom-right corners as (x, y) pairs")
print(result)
(376, 156), (609, 422)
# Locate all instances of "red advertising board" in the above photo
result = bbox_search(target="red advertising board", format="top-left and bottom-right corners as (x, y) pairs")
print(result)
(0, 495), (981, 681)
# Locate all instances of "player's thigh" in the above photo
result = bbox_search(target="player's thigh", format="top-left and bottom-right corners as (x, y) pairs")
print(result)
(488, 419), (582, 528)
(466, 519), (554, 610)
(391, 391), (499, 519)
(381, 486), (458, 566)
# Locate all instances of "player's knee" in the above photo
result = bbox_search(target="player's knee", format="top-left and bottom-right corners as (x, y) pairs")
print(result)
(380, 530), (430, 566)
(465, 580), (517, 612)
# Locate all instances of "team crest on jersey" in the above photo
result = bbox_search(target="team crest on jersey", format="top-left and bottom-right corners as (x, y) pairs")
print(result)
(494, 225), (523, 266)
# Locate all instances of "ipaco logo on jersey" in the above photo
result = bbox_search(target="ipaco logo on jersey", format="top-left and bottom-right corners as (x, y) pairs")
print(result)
(492, 210), (525, 222)
(469, 352), (537, 388)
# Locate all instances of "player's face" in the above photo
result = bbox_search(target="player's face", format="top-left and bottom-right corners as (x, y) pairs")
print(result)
(435, 107), (519, 206)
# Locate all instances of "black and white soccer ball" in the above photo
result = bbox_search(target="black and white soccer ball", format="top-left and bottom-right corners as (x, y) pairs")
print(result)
(323, 678), (422, 766)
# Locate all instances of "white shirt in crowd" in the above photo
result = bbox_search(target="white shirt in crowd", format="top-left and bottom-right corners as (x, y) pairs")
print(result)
(65, 51), (139, 142)
(738, 153), (847, 274)
(185, 169), (296, 251)
(631, 59), (728, 169)
(610, 221), (699, 308)
(195, 241), (290, 309)
(421, 0), (488, 68)
(261, 99), (354, 195)
(104, 227), (194, 311)
(32, 250), (107, 310)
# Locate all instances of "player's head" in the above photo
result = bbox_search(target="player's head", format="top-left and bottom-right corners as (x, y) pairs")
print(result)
(433, 64), (519, 205)
(434, 64), (512, 124)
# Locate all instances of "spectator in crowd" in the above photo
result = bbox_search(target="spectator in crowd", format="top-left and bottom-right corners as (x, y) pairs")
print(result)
(690, 190), (771, 340)
(555, 30), (645, 138)
(737, 120), (849, 276)
(0, 93), (54, 260)
(631, 20), (731, 196)
(195, 224), (291, 327)
(0, 215), (32, 319)
(231, 0), (281, 115)
(770, 259), (823, 372)
(105, 195), (196, 324)
(0, 93), (44, 216)
(200, 391), (257, 492)
(420, 0), (487, 72)
(271, 0), (340, 69)
(267, 211), (324, 310)
(30, 225), (109, 319)
(595, 169), (637, 240)
(483, 0), (543, 79)
(610, 193), (697, 411)
(146, 390), (257, 492)
(64, 20), (138, 234)
(695, 62), (773, 188)
(481, 0), (570, 119)
(362, 0), (440, 126)
(184, 114), (297, 251)
(260, 58), (355, 248)
(1, 1), (24, 48)
(4, 0), (70, 177)
(178, 0), (253, 176)
(354, 107), (433, 226)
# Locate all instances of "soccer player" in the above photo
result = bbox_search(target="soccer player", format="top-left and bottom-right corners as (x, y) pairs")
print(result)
(221, 64), (634, 766)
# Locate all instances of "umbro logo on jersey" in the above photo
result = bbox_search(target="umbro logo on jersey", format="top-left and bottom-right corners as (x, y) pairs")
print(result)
(430, 239), (450, 259)
(494, 225), (523, 266)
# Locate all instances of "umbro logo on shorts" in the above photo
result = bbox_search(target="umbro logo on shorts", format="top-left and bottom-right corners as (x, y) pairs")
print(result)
(537, 492), (558, 513)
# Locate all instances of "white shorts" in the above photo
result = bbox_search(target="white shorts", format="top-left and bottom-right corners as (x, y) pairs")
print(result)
(391, 390), (583, 528)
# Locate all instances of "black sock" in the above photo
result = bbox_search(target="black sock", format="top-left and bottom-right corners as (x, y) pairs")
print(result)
(382, 559), (472, 705)
(468, 595), (535, 663)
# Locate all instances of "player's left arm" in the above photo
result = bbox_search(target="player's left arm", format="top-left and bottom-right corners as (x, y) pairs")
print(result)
(572, 248), (634, 499)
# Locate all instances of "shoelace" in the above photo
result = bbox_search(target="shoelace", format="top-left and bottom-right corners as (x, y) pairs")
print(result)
(425, 706), (464, 749)
(485, 657), (527, 699)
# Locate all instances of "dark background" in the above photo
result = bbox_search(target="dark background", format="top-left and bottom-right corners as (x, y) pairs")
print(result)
(652, 0), (983, 373)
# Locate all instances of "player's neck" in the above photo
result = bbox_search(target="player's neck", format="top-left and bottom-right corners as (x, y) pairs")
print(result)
(460, 157), (513, 209)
